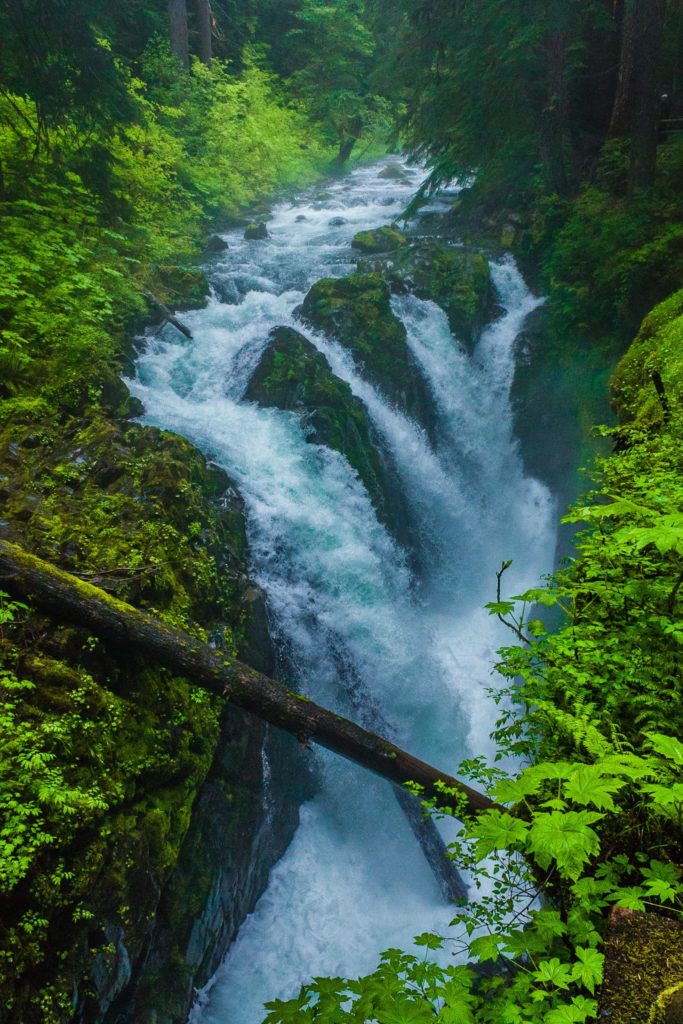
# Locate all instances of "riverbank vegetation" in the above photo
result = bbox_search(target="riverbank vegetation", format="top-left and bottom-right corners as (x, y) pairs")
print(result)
(1, 1), (682, 1022)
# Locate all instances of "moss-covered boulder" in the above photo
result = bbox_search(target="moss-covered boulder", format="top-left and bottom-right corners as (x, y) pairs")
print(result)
(611, 288), (683, 428)
(245, 327), (392, 523)
(351, 225), (407, 254)
(244, 222), (270, 240)
(387, 242), (495, 349)
(299, 273), (432, 429)
(599, 908), (683, 1024)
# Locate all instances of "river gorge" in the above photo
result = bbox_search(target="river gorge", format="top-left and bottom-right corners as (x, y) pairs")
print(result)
(126, 158), (561, 1023)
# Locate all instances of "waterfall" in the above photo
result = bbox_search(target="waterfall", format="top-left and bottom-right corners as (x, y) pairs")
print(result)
(129, 159), (557, 1024)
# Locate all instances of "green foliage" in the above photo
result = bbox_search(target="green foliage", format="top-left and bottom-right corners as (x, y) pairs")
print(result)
(0, 579), (224, 1018)
(0, 46), (330, 402)
(282, 0), (393, 160)
(541, 143), (683, 341)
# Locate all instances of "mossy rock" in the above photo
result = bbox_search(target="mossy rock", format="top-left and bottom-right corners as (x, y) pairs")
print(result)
(650, 982), (683, 1024)
(351, 225), (408, 255)
(600, 908), (683, 1024)
(244, 222), (270, 240)
(245, 327), (392, 523)
(153, 264), (210, 309)
(299, 273), (432, 429)
(387, 241), (495, 350)
(205, 233), (229, 253)
(611, 288), (683, 428)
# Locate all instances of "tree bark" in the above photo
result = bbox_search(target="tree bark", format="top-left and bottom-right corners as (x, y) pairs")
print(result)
(628, 0), (665, 190)
(0, 540), (500, 820)
(609, 0), (638, 139)
(608, 0), (665, 190)
(144, 290), (193, 340)
(195, 0), (213, 64)
(168, 0), (190, 69)
(539, 25), (571, 195)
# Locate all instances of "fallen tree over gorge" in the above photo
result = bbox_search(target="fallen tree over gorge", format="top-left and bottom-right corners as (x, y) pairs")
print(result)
(0, 540), (500, 819)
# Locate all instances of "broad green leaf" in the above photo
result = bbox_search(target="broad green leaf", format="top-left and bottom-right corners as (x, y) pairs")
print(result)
(528, 811), (602, 879)
(470, 810), (529, 857)
(494, 772), (544, 804)
(544, 996), (598, 1024)
(414, 932), (444, 950)
(534, 958), (573, 989)
(570, 947), (604, 994)
(470, 934), (501, 963)
(610, 886), (647, 911)
(376, 998), (434, 1024)
(564, 766), (625, 810)
(646, 733), (683, 765)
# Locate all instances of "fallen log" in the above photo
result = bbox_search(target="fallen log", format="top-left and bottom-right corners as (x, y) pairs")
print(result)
(0, 540), (500, 819)
(144, 289), (193, 340)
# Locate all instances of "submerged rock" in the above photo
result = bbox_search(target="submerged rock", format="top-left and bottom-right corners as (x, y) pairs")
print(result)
(328, 216), (349, 227)
(299, 273), (433, 430)
(351, 224), (407, 254)
(245, 327), (392, 523)
(378, 163), (407, 180)
(244, 222), (270, 240)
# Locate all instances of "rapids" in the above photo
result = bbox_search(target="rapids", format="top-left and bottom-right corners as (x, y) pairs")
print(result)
(129, 159), (557, 1024)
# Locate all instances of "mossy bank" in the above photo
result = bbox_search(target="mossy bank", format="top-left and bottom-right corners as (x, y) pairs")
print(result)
(0, 234), (316, 1024)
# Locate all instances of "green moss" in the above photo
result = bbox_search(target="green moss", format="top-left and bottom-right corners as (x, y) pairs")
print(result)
(0, 398), (256, 1021)
(600, 909), (683, 1024)
(611, 288), (683, 427)
(351, 225), (407, 254)
(389, 242), (494, 348)
(245, 327), (390, 520)
(649, 982), (683, 1024)
(300, 273), (431, 426)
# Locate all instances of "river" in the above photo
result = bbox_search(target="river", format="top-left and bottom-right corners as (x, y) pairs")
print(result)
(129, 158), (557, 1024)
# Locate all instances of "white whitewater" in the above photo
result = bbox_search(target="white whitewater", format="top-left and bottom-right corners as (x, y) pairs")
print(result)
(128, 160), (556, 1024)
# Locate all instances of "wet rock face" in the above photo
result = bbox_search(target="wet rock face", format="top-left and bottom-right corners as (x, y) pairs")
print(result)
(299, 273), (434, 432)
(104, 712), (312, 1024)
(244, 326), (396, 530)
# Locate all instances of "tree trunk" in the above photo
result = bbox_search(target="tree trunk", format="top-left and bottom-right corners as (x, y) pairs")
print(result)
(609, 0), (638, 138)
(195, 0), (212, 64)
(628, 0), (665, 190)
(0, 540), (500, 820)
(168, 0), (190, 68)
(539, 25), (571, 196)
(608, 0), (665, 190)
(144, 290), (193, 340)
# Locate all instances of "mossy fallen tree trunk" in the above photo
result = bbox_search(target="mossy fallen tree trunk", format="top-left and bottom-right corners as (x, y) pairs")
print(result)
(144, 289), (193, 339)
(0, 540), (499, 819)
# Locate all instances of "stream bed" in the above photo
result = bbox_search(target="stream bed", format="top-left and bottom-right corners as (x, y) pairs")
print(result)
(129, 159), (557, 1024)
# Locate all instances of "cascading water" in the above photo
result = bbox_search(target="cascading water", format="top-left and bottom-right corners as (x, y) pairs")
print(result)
(128, 159), (557, 1024)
